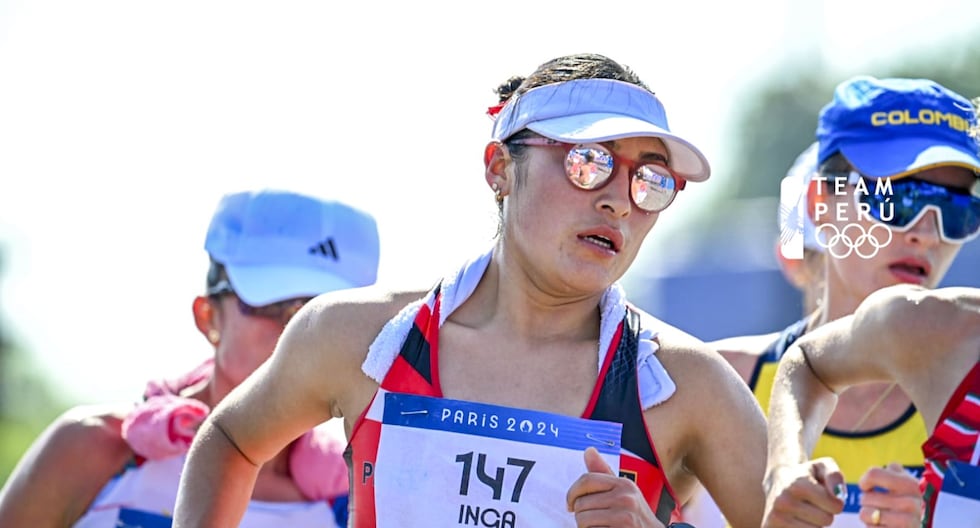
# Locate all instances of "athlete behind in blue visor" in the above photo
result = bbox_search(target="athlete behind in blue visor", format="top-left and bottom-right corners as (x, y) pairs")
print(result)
(0, 189), (385, 528)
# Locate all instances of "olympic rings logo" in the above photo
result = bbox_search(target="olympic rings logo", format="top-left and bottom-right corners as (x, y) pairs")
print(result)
(815, 223), (893, 259)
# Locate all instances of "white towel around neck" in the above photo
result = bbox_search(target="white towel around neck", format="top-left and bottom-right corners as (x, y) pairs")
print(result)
(361, 247), (676, 409)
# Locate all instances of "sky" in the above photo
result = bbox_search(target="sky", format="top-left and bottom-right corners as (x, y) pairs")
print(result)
(1, 0), (978, 405)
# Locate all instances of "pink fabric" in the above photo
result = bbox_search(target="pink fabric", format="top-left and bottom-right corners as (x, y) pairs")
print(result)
(143, 358), (214, 399)
(124, 358), (350, 502)
(290, 423), (350, 501)
(121, 394), (210, 459)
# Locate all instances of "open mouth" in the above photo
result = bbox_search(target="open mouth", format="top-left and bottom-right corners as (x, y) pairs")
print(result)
(888, 261), (929, 280)
(580, 234), (617, 252)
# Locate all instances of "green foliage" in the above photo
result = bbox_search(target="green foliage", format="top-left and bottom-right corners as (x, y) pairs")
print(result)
(724, 40), (980, 202)
(0, 420), (47, 483)
(0, 342), (68, 487)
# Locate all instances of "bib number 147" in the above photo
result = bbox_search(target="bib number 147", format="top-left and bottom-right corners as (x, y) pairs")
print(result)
(456, 452), (536, 503)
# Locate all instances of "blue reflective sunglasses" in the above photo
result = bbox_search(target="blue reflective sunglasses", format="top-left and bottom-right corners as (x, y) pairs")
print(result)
(843, 171), (980, 244)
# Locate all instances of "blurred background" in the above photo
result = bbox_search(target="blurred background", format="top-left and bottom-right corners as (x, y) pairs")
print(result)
(2, 0), (979, 484)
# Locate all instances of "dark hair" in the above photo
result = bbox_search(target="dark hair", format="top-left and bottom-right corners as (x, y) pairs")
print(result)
(494, 53), (651, 151)
(817, 152), (852, 184)
(490, 53), (653, 222)
(495, 54), (650, 104)
(206, 257), (229, 294)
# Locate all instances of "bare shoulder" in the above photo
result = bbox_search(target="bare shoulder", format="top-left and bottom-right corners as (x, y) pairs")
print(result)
(0, 404), (135, 523)
(842, 285), (980, 420)
(270, 285), (430, 417)
(37, 404), (135, 480)
(638, 314), (767, 509)
(710, 332), (781, 356)
(650, 319), (764, 424)
(862, 284), (979, 329)
(47, 403), (133, 459)
(289, 285), (429, 360)
(649, 319), (749, 394)
(788, 285), (980, 388)
(708, 332), (781, 383)
(853, 285), (980, 349)
(304, 286), (427, 326)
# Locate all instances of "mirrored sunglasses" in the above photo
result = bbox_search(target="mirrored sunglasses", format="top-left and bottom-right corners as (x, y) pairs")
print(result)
(206, 279), (312, 325)
(843, 171), (980, 244)
(508, 138), (685, 212)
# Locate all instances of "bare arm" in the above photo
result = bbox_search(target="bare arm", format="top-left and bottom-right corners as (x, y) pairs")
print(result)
(679, 332), (780, 525)
(565, 331), (766, 528)
(173, 287), (419, 527)
(0, 405), (134, 527)
(794, 285), (980, 393)
(766, 285), (957, 471)
(763, 285), (980, 525)
(681, 343), (769, 528)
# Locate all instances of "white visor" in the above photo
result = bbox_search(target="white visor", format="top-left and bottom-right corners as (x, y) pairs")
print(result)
(491, 79), (710, 182)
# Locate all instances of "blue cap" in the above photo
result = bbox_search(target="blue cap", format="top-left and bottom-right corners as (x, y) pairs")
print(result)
(204, 189), (380, 305)
(491, 79), (710, 182)
(816, 76), (980, 178)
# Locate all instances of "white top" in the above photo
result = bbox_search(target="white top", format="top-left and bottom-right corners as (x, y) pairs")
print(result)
(72, 455), (338, 528)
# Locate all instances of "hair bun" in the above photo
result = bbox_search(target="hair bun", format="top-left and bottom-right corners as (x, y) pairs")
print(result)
(494, 76), (525, 104)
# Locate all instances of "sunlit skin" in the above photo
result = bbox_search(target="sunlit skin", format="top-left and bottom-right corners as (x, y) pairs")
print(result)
(169, 129), (768, 527)
(190, 293), (309, 501)
(498, 136), (670, 301)
(704, 165), (976, 526)
(443, 136), (673, 416)
(204, 294), (295, 400)
(763, 285), (980, 528)
(0, 290), (314, 528)
(816, 165), (973, 321)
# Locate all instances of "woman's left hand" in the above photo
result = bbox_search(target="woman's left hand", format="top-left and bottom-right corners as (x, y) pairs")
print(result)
(857, 463), (923, 527)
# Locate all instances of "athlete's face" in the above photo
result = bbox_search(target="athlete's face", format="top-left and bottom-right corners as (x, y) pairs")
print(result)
(208, 292), (305, 389)
(819, 165), (972, 307)
(501, 136), (667, 296)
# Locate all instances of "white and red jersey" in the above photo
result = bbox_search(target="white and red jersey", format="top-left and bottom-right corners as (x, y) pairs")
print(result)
(345, 284), (679, 527)
(921, 361), (980, 527)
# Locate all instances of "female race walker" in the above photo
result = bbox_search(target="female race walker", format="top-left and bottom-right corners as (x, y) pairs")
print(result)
(174, 53), (768, 528)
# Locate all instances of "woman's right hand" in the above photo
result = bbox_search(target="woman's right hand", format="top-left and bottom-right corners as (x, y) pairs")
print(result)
(855, 463), (923, 528)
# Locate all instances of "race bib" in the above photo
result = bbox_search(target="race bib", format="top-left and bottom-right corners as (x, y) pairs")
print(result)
(371, 392), (622, 527)
(117, 508), (173, 528)
(932, 461), (980, 527)
(829, 467), (924, 528)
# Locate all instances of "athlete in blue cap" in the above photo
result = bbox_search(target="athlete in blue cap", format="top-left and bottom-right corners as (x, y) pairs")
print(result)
(762, 78), (980, 528)
(765, 283), (980, 528)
